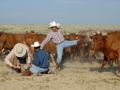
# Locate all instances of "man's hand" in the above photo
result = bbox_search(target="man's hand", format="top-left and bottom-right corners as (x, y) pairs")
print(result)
(12, 65), (20, 69)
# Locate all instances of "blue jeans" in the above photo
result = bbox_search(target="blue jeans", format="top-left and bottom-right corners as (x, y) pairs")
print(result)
(56, 40), (78, 64)
(24, 64), (48, 74)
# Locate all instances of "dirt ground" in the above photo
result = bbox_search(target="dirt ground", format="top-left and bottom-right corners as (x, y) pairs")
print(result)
(0, 58), (120, 90)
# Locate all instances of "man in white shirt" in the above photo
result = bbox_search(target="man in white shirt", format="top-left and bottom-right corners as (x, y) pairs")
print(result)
(5, 43), (31, 74)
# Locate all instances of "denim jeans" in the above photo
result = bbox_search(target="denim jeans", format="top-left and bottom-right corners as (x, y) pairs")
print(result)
(56, 40), (78, 64)
(24, 64), (48, 74)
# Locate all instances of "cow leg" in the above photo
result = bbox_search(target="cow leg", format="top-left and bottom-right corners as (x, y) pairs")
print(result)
(115, 59), (118, 65)
(79, 47), (84, 63)
(89, 49), (93, 63)
(70, 46), (76, 62)
(50, 53), (57, 65)
(116, 53), (120, 76)
(1, 49), (6, 60)
(99, 56), (108, 72)
(70, 54), (73, 62)
(110, 60), (113, 67)
(108, 59), (113, 67)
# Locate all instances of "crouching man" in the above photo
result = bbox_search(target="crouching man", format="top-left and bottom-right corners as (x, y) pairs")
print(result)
(24, 41), (52, 76)
(5, 43), (31, 74)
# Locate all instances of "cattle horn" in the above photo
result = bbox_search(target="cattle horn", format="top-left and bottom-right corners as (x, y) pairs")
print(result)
(102, 33), (107, 36)
(89, 34), (93, 37)
(91, 32), (96, 35)
(96, 30), (100, 34)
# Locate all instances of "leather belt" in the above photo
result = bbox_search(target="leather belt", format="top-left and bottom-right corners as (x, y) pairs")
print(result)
(55, 40), (64, 45)
(41, 67), (48, 69)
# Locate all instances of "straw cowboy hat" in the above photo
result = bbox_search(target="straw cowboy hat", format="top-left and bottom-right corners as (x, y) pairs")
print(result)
(50, 21), (60, 28)
(14, 43), (27, 57)
(31, 41), (41, 47)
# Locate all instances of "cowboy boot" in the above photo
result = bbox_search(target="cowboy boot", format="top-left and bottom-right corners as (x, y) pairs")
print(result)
(55, 62), (60, 73)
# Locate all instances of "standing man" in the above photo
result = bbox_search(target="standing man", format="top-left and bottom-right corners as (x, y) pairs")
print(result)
(5, 43), (31, 74)
(40, 21), (81, 71)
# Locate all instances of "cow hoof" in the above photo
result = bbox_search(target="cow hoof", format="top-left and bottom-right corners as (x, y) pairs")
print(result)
(116, 71), (120, 77)
(98, 68), (102, 72)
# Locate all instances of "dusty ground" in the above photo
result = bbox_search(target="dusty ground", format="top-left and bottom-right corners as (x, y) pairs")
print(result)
(0, 58), (120, 90)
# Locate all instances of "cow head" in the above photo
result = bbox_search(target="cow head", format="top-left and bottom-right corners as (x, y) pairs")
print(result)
(91, 33), (106, 53)
(68, 33), (79, 40)
(64, 33), (79, 40)
(64, 33), (70, 40)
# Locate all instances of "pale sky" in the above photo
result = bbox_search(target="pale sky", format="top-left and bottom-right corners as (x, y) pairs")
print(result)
(0, 0), (120, 25)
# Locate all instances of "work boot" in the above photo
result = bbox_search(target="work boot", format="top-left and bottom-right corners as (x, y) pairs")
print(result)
(55, 62), (60, 73)
(48, 69), (54, 74)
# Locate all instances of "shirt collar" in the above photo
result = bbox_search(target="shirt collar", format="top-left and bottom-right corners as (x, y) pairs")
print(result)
(50, 28), (60, 32)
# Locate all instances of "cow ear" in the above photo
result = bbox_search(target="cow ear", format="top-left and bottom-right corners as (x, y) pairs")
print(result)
(102, 36), (107, 44)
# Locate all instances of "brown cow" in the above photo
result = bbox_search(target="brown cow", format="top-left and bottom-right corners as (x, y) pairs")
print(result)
(63, 32), (86, 62)
(63, 33), (78, 61)
(0, 32), (26, 60)
(91, 32), (120, 76)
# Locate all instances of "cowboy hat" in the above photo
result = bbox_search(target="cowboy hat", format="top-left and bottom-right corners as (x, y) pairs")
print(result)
(50, 21), (60, 27)
(14, 43), (27, 57)
(31, 41), (40, 47)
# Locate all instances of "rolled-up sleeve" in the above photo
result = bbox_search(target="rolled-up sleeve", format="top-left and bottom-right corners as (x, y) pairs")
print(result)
(40, 34), (51, 49)
(5, 49), (14, 67)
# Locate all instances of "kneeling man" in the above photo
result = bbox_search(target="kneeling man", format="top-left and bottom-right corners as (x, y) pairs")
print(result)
(24, 41), (52, 76)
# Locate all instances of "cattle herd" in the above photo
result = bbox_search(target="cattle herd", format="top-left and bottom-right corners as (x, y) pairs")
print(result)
(0, 29), (120, 76)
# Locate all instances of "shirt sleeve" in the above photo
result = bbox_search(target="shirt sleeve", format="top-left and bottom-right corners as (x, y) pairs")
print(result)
(40, 34), (51, 49)
(32, 53), (40, 66)
(5, 49), (14, 67)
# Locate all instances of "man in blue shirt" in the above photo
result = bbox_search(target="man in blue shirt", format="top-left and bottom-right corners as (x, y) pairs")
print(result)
(24, 41), (52, 76)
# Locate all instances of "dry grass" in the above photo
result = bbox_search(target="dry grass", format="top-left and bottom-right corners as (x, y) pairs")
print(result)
(0, 24), (120, 34)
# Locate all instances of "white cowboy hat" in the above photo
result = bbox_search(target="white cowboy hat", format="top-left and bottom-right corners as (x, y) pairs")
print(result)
(14, 43), (27, 57)
(31, 41), (41, 47)
(50, 21), (60, 27)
